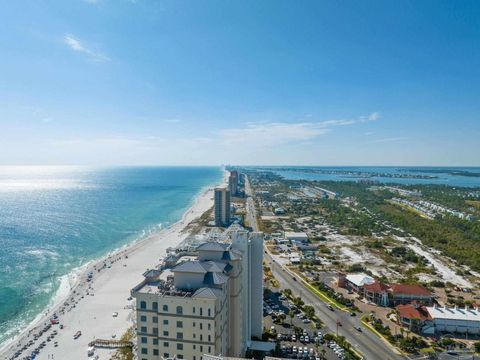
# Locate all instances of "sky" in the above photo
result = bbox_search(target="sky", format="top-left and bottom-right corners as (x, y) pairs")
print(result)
(0, 0), (479, 166)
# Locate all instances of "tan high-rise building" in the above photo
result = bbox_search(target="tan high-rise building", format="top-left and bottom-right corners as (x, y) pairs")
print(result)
(131, 226), (263, 360)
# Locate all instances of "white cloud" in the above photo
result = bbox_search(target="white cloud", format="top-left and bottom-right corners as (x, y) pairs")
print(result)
(218, 112), (380, 147)
(40, 112), (382, 165)
(63, 34), (109, 62)
(369, 136), (408, 143)
(219, 122), (329, 147)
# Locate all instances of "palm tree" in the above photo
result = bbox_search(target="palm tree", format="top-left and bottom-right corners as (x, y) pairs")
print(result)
(289, 309), (295, 327)
(321, 348), (326, 360)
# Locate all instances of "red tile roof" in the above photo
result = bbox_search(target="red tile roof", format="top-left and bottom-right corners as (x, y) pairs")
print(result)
(390, 284), (432, 297)
(396, 304), (432, 321)
(363, 281), (390, 293)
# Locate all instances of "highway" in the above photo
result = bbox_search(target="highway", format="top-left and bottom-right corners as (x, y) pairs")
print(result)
(244, 176), (407, 360)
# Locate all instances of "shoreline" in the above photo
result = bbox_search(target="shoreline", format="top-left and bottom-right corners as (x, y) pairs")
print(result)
(0, 180), (222, 360)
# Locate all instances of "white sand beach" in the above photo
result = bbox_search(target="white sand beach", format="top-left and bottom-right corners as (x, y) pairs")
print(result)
(1, 186), (217, 360)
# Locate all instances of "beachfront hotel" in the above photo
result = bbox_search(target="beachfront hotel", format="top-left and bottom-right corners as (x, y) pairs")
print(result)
(214, 187), (231, 227)
(131, 225), (263, 360)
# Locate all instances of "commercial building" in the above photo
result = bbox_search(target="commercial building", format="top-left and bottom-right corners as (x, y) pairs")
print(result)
(339, 273), (375, 293)
(425, 305), (480, 335)
(363, 281), (390, 307)
(396, 303), (432, 333)
(389, 284), (433, 306)
(338, 274), (432, 307)
(396, 304), (480, 336)
(131, 226), (263, 360)
(215, 187), (231, 227)
(284, 232), (308, 243)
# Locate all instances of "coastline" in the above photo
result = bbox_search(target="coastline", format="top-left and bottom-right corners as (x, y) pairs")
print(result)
(0, 179), (222, 360)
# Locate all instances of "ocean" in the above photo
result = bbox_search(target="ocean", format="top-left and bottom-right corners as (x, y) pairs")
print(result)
(252, 166), (480, 188)
(0, 166), (223, 346)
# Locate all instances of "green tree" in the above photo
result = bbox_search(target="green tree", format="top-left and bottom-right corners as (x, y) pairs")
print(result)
(288, 309), (295, 326)
(303, 305), (315, 319)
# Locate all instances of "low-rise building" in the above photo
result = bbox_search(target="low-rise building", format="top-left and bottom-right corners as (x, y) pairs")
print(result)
(396, 303), (432, 333)
(343, 273), (375, 293)
(389, 284), (433, 306)
(426, 305), (480, 335)
(284, 232), (308, 243)
(363, 281), (390, 307)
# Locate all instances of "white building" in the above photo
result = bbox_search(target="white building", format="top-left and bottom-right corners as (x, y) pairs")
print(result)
(284, 232), (308, 243)
(131, 227), (263, 360)
(344, 273), (375, 292)
(425, 305), (480, 335)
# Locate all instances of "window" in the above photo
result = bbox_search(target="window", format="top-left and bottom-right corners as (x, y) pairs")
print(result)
(163, 304), (168, 312)
(193, 333), (196, 339)
(163, 331), (169, 336)
(200, 334), (203, 341)
(153, 349), (159, 356)
(193, 322), (196, 327)
(208, 323), (211, 330)
(152, 302), (158, 311)
(200, 323), (203, 330)
(163, 319), (168, 325)
(140, 315), (147, 322)
(194, 356), (196, 360)
(163, 342), (169, 347)
(152, 316), (158, 323)
(193, 306), (196, 314)
(193, 345), (196, 350)
(200, 308), (203, 316)
(208, 335), (211, 342)
(208, 346), (211, 353)
(176, 321), (183, 328)
(178, 355), (184, 359)
(141, 337), (147, 344)
(176, 306), (183, 315)
(153, 339), (158, 345)
(176, 332), (183, 340)
(208, 308), (211, 317)
(140, 301), (146, 309)
(177, 343), (183, 350)
(153, 327), (158, 335)
(140, 326), (147, 333)
(200, 345), (203, 352)
(141, 348), (148, 355)
(164, 354), (169, 358)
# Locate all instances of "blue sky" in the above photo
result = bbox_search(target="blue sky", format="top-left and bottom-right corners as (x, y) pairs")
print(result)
(0, 0), (479, 166)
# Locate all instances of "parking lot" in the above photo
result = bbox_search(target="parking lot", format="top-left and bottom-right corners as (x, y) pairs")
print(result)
(264, 289), (355, 360)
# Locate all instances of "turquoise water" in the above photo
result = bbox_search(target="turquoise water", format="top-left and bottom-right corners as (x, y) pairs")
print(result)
(252, 166), (480, 188)
(0, 166), (222, 346)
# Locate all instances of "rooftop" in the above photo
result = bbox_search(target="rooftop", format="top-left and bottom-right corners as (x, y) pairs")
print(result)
(427, 306), (480, 322)
(397, 304), (432, 321)
(390, 284), (432, 297)
(197, 242), (231, 252)
(346, 273), (375, 287)
(363, 280), (390, 293)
